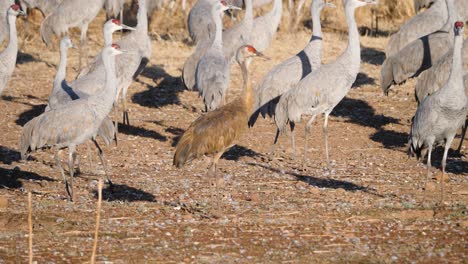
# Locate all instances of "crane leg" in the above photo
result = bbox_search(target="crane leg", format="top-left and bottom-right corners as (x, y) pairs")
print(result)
(323, 113), (331, 169)
(86, 141), (94, 170)
(78, 24), (89, 72)
(303, 115), (317, 167)
(67, 145), (76, 201)
(208, 152), (224, 213)
(440, 137), (454, 205)
(113, 102), (120, 143)
(55, 150), (72, 201)
(293, 0), (306, 31)
(456, 120), (467, 154)
(120, 9), (124, 35)
(288, 0), (294, 32)
(423, 142), (433, 201)
(92, 139), (113, 189)
(122, 89), (130, 126)
(290, 122), (297, 160)
(268, 129), (280, 161)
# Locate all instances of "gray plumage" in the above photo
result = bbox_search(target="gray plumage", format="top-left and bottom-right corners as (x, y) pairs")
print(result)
(380, 0), (457, 95)
(19, 0), (62, 17)
(196, 1), (230, 111)
(19, 45), (122, 200)
(414, 0), (468, 22)
(222, 0), (253, 62)
(183, 38), (211, 90)
(105, 0), (126, 18)
(415, 38), (468, 104)
(248, 0), (282, 52)
(46, 37), (116, 146)
(0, 0), (14, 45)
(275, 0), (374, 166)
(385, 0), (448, 57)
(0, 5), (25, 96)
(408, 22), (467, 202)
(187, 0), (217, 43)
(250, 0), (331, 127)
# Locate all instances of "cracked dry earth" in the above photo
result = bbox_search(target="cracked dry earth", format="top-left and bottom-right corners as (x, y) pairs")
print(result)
(0, 12), (467, 263)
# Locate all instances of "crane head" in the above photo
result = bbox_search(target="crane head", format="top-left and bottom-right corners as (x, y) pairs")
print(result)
(236, 45), (269, 67)
(110, 43), (124, 55)
(9, 4), (26, 16)
(105, 19), (136, 33)
(219, 0), (241, 11)
(454, 21), (464, 36)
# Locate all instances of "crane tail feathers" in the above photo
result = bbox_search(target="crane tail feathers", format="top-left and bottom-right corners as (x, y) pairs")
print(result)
(380, 58), (394, 96)
(248, 109), (260, 128)
(19, 118), (39, 160)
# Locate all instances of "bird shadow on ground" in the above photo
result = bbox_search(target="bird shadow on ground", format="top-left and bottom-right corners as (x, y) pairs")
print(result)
(16, 51), (39, 65)
(95, 183), (157, 202)
(15, 104), (46, 126)
(370, 129), (408, 149)
(0, 167), (56, 189)
(361, 46), (386, 66)
(422, 148), (468, 175)
(352, 72), (376, 88)
(0, 146), (21, 165)
(163, 125), (185, 147)
(117, 122), (167, 142)
(331, 97), (400, 129)
(222, 145), (263, 161)
(247, 162), (383, 197)
(132, 64), (185, 109)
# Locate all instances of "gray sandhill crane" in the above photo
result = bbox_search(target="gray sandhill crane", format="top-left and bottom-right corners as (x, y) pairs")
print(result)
(71, 0), (150, 130)
(0, 0), (14, 45)
(0, 5), (25, 96)
(196, 1), (239, 111)
(19, 44), (122, 201)
(182, 37), (212, 91)
(174, 46), (265, 205)
(40, 0), (106, 71)
(187, 0), (217, 43)
(415, 38), (468, 104)
(385, 0), (449, 57)
(380, 0), (457, 95)
(409, 21), (467, 203)
(249, 0), (334, 155)
(19, 0), (62, 17)
(249, 0), (282, 52)
(46, 36), (117, 147)
(275, 0), (376, 167)
(414, 0), (468, 21)
(222, 0), (253, 62)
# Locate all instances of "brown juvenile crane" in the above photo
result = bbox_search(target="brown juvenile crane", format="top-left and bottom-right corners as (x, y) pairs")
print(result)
(174, 45), (265, 185)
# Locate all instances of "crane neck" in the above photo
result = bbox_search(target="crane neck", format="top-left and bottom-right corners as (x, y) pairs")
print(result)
(344, 5), (361, 63)
(54, 45), (68, 90)
(6, 14), (18, 52)
(447, 31), (463, 88)
(136, 0), (148, 34)
(245, 0), (253, 22)
(310, 8), (323, 39)
(240, 60), (253, 112)
(441, 0), (456, 32)
(211, 7), (223, 49)
(271, 0), (282, 17)
(103, 28), (113, 46)
(98, 51), (118, 107)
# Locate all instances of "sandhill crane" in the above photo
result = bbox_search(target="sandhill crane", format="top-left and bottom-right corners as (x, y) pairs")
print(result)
(414, 0), (468, 21)
(249, 0), (334, 156)
(40, 0), (106, 71)
(196, 1), (240, 111)
(275, 0), (376, 167)
(415, 38), (468, 104)
(222, 0), (253, 62)
(19, 44), (122, 201)
(187, 0), (217, 43)
(0, 5), (25, 96)
(19, 0), (62, 17)
(380, 0), (456, 95)
(182, 37), (212, 91)
(105, 0), (126, 20)
(0, 0), (14, 45)
(385, 0), (448, 57)
(71, 0), (151, 130)
(174, 45), (265, 203)
(409, 22), (467, 203)
(248, 0), (282, 52)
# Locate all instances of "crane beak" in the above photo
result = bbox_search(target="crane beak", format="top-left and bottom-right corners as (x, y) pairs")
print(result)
(18, 10), (26, 16)
(121, 24), (136, 31)
(325, 2), (336, 8)
(255, 52), (270, 60)
(228, 5), (241, 10)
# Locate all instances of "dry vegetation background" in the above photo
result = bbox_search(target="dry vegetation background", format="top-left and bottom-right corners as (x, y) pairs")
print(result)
(0, 0), (467, 262)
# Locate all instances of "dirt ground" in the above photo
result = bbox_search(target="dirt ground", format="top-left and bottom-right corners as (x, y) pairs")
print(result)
(0, 7), (467, 263)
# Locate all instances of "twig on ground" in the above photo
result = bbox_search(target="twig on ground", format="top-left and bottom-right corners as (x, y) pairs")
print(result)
(91, 180), (103, 264)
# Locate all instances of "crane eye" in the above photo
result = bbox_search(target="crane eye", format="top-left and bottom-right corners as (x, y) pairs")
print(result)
(111, 44), (121, 50)
(246, 45), (257, 53)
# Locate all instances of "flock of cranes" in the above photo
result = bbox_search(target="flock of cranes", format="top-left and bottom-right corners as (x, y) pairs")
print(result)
(0, 0), (466, 205)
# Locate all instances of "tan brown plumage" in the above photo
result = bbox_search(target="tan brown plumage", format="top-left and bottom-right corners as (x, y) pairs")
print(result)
(174, 45), (262, 171)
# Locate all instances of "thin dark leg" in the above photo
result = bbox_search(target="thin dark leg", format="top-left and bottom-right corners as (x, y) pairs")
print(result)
(456, 120), (467, 154)
(303, 115), (317, 166)
(440, 137), (454, 204)
(323, 113), (330, 169)
(92, 139), (113, 188)
(67, 145), (76, 201)
(290, 122), (296, 160)
(423, 143), (433, 201)
(55, 150), (72, 200)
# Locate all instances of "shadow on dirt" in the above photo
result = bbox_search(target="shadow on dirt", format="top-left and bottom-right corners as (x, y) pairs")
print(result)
(118, 122), (167, 142)
(361, 46), (386, 66)
(353, 72), (376, 88)
(222, 145), (263, 161)
(0, 167), (56, 189)
(0, 146), (21, 165)
(248, 162), (383, 196)
(132, 64), (185, 109)
(97, 183), (156, 202)
(332, 97), (399, 129)
(15, 104), (46, 126)
(417, 148), (468, 175)
(370, 129), (408, 149)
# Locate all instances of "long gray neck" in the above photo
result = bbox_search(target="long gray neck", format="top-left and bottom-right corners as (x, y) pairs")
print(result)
(270, 0), (282, 19)
(311, 7), (323, 39)
(344, 5), (360, 64)
(103, 27), (113, 46)
(447, 31), (464, 88)
(6, 14), (18, 52)
(244, 0), (253, 22)
(53, 45), (68, 90)
(93, 51), (118, 117)
(441, 0), (456, 32)
(211, 7), (222, 49)
(137, 0), (148, 34)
